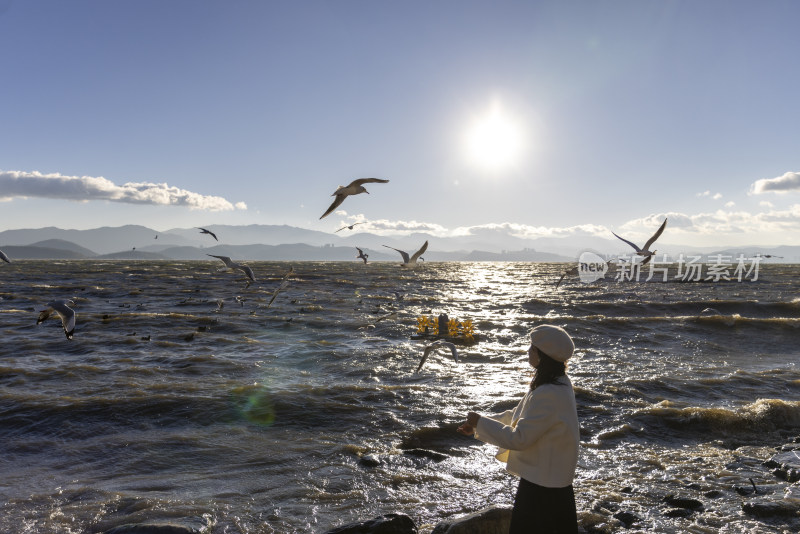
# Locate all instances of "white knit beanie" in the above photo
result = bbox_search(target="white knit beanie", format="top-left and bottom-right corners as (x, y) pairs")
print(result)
(530, 325), (574, 362)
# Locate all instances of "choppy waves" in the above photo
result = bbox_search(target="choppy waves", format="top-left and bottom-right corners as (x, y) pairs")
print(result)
(0, 261), (798, 533)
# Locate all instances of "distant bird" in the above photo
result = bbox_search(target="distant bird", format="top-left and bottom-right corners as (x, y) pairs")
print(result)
(207, 254), (256, 288)
(556, 266), (579, 289)
(416, 341), (460, 373)
(319, 178), (389, 219)
(197, 227), (218, 241)
(336, 221), (366, 233)
(0, 249), (10, 263)
(37, 299), (76, 339)
(612, 218), (667, 264)
(267, 267), (294, 308)
(383, 240), (428, 267)
(356, 247), (369, 264)
(154, 235), (158, 239)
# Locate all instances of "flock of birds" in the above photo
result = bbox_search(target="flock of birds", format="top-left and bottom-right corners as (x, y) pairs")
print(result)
(1, 181), (781, 369)
(0, 177), (451, 371)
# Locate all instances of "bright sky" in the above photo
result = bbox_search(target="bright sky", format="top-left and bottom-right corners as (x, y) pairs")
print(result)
(1, 0), (799, 247)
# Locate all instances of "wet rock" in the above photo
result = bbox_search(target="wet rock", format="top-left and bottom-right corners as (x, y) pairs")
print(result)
(663, 494), (703, 511)
(765, 450), (800, 483)
(323, 514), (417, 534)
(403, 448), (448, 462)
(786, 483), (800, 504)
(359, 454), (381, 468)
(612, 510), (641, 528)
(103, 525), (200, 534)
(663, 508), (695, 518)
(591, 500), (620, 514)
(430, 506), (512, 534)
(742, 500), (800, 518)
(703, 490), (723, 498)
(733, 478), (759, 496)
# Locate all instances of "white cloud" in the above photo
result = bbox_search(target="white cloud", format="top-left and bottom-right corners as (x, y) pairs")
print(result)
(452, 222), (609, 239)
(0, 170), (246, 211)
(725, 201), (735, 207)
(712, 193), (722, 200)
(750, 171), (800, 194)
(621, 207), (800, 237)
(337, 207), (800, 245)
(337, 213), (449, 235)
(697, 190), (711, 197)
(759, 200), (774, 208)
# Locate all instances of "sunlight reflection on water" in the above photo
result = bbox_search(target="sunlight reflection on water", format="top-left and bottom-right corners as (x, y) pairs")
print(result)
(0, 261), (798, 532)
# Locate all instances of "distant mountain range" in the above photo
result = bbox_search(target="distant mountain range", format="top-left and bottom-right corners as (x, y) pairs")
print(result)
(0, 224), (798, 262)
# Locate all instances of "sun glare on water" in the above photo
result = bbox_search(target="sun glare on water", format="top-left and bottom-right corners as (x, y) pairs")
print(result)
(463, 101), (526, 173)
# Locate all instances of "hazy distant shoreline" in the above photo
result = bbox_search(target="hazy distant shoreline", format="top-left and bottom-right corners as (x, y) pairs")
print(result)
(1, 224), (798, 262)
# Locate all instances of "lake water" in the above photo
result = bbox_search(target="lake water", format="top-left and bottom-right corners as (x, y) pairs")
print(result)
(1, 260), (798, 533)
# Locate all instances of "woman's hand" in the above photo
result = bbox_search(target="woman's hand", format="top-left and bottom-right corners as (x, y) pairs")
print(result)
(457, 423), (474, 435)
(457, 412), (481, 435)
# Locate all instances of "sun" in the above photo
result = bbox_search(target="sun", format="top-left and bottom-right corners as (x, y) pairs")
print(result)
(463, 101), (525, 172)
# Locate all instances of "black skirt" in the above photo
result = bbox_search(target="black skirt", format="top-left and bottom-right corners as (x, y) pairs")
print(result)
(509, 478), (578, 534)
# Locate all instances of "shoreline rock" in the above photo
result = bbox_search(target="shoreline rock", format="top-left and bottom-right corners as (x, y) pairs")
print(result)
(322, 513), (417, 534)
(430, 506), (512, 534)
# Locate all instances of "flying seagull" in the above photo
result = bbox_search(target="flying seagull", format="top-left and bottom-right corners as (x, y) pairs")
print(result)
(555, 266), (579, 289)
(336, 221), (366, 233)
(197, 227), (218, 241)
(207, 254), (256, 288)
(37, 299), (76, 339)
(319, 178), (389, 219)
(612, 218), (667, 264)
(0, 249), (10, 263)
(416, 341), (460, 373)
(356, 247), (369, 264)
(267, 266), (294, 308)
(383, 240), (428, 267)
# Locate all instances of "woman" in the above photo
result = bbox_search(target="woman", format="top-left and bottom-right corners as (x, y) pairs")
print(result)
(458, 324), (580, 533)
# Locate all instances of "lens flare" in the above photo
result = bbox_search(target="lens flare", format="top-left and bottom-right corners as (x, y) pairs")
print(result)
(233, 384), (276, 426)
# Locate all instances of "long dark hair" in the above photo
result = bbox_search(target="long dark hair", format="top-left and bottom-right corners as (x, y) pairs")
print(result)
(531, 350), (567, 390)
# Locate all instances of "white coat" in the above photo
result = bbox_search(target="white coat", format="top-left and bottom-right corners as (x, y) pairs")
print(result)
(474, 375), (579, 488)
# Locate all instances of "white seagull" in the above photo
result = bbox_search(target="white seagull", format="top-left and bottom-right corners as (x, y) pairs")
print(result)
(356, 247), (369, 264)
(197, 227), (219, 241)
(319, 178), (389, 219)
(555, 266), (579, 289)
(416, 341), (460, 373)
(37, 299), (77, 339)
(612, 218), (667, 265)
(0, 249), (10, 263)
(383, 240), (428, 267)
(267, 267), (294, 308)
(207, 254), (256, 288)
(336, 222), (366, 233)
